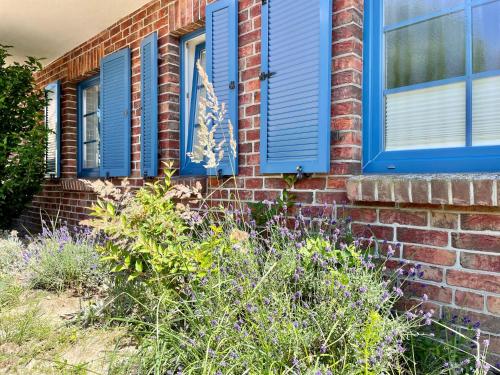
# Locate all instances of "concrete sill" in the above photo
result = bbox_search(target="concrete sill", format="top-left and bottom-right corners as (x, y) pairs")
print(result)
(347, 174), (500, 207)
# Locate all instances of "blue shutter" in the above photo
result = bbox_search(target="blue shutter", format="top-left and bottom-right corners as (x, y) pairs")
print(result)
(260, 0), (332, 174)
(206, 0), (239, 176)
(45, 81), (61, 178)
(100, 48), (131, 178)
(140, 32), (159, 177)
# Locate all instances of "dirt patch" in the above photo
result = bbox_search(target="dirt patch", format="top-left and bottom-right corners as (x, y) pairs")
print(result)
(0, 290), (136, 375)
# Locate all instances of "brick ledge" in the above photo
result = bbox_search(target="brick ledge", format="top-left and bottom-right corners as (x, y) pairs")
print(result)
(59, 176), (207, 193)
(347, 175), (500, 207)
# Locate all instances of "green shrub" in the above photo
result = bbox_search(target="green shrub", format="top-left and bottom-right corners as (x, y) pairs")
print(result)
(0, 45), (48, 229)
(83, 165), (213, 287)
(26, 224), (103, 292)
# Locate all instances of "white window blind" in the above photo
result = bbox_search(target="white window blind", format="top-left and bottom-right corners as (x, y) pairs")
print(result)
(385, 82), (466, 151)
(472, 75), (500, 146)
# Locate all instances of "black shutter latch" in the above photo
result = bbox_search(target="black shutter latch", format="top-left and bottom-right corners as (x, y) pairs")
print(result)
(262, 0), (267, 4)
(296, 166), (311, 181)
(229, 81), (236, 90)
(259, 71), (276, 81)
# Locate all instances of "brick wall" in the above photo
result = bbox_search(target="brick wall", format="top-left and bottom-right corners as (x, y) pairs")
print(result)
(346, 176), (500, 359)
(17, 0), (499, 358)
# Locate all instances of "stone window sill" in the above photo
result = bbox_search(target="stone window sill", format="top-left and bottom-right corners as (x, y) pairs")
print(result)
(347, 174), (500, 207)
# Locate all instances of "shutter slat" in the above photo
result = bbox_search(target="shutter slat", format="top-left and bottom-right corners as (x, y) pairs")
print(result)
(100, 48), (131, 177)
(206, 0), (239, 176)
(140, 32), (159, 177)
(260, 0), (332, 174)
(44, 81), (60, 178)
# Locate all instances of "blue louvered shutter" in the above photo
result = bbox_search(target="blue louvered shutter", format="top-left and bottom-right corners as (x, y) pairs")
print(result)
(140, 32), (158, 177)
(260, 0), (332, 174)
(44, 81), (61, 178)
(206, 0), (239, 176)
(100, 48), (131, 178)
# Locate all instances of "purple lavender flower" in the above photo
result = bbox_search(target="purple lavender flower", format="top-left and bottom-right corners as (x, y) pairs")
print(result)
(393, 287), (404, 297)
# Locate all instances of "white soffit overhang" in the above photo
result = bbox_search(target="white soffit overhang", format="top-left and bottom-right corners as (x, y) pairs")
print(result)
(0, 0), (151, 66)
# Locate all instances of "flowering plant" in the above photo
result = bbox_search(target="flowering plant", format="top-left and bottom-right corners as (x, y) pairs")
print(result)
(125, 206), (437, 374)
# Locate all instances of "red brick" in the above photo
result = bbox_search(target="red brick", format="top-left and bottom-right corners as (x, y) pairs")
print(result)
(487, 296), (500, 315)
(473, 180), (493, 206)
(460, 252), (500, 272)
(451, 179), (471, 206)
(315, 192), (348, 205)
(411, 180), (429, 204)
(361, 180), (376, 201)
(397, 227), (449, 247)
(431, 212), (458, 229)
(294, 178), (327, 190)
(447, 270), (500, 293)
(452, 232), (500, 253)
(461, 214), (500, 231)
(431, 180), (449, 205)
(351, 223), (394, 241)
(264, 178), (288, 190)
(377, 179), (392, 202)
(403, 244), (456, 266)
(380, 209), (427, 226)
(455, 290), (484, 310)
(290, 192), (314, 204)
(346, 180), (360, 201)
(254, 190), (281, 202)
(245, 178), (263, 189)
(404, 281), (452, 304)
(394, 179), (410, 203)
(420, 266), (444, 283)
(442, 307), (500, 333)
(342, 208), (377, 223)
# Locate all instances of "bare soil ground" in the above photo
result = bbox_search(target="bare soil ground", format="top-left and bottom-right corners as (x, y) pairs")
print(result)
(0, 289), (135, 375)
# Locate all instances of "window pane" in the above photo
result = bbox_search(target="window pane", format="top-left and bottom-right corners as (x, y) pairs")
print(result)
(84, 114), (99, 142)
(81, 83), (100, 170)
(473, 1), (500, 73)
(385, 82), (466, 150)
(384, 0), (464, 25)
(472, 76), (500, 146)
(84, 142), (99, 169)
(84, 85), (99, 114)
(386, 12), (465, 89)
(191, 49), (206, 153)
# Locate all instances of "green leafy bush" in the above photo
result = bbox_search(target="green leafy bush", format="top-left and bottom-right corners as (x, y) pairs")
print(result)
(0, 45), (48, 229)
(83, 165), (213, 287)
